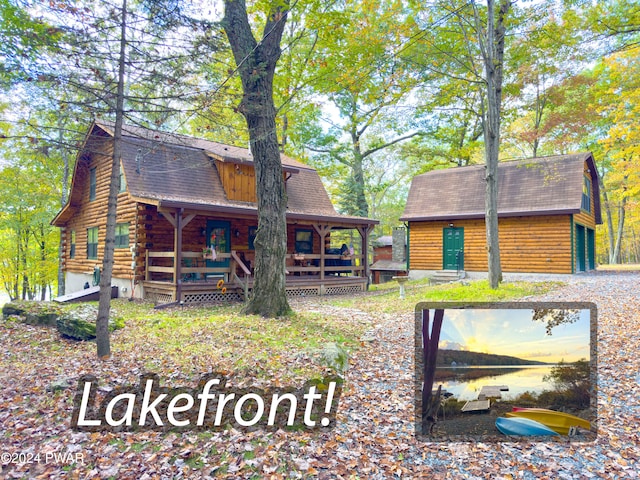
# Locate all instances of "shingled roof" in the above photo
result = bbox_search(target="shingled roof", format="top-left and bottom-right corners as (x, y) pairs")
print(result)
(400, 153), (602, 223)
(98, 121), (311, 172)
(53, 121), (377, 226)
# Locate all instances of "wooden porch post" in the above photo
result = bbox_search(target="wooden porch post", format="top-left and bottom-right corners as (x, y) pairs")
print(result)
(313, 224), (331, 281)
(174, 209), (183, 302)
(358, 224), (374, 286)
(162, 208), (196, 303)
(145, 249), (150, 281)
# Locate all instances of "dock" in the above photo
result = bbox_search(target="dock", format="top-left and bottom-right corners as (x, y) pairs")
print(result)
(461, 385), (509, 413)
(461, 399), (491, 412)
(478, 385), (509, 399)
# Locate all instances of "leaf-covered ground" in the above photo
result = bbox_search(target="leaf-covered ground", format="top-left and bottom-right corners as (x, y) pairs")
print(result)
(0, 272), (638, 479)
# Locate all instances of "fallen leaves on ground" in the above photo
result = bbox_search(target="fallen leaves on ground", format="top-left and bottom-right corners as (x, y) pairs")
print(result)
(1, 272), (639, 478)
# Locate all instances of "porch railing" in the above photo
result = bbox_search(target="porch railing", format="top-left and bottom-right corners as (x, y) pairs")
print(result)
(145, 250), (237, 284)
(144, 250), (365, 285)
(285, 253), (365, 277)
(231, 251), (251, 299)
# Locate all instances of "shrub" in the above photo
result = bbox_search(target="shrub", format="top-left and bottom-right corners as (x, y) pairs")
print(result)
(543, 359), (590, 409)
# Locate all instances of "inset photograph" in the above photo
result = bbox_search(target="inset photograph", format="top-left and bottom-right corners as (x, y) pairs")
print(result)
(415, 302), (596, 442)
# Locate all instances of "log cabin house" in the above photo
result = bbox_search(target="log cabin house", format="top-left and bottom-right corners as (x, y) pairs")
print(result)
(400, 153), (602, 276)
(52, 121), (378, 304)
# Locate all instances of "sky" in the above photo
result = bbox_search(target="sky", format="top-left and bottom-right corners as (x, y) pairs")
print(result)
(431, 308), (591, 364)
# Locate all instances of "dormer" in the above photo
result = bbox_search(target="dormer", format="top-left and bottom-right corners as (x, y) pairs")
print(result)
(206, 153), (299, 203)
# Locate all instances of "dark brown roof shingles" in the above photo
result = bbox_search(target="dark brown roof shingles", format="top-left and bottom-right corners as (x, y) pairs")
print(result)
(401, 153), (601, 222)
(98, 122), (372, 223)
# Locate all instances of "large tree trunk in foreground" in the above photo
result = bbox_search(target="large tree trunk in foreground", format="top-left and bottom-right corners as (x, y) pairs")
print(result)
(223, 0), (291, 317)
(57, 126), (69, 297)
(96, 0), (128, 359)
(476, 0), (509, 288)
(421, 308), (444, 435)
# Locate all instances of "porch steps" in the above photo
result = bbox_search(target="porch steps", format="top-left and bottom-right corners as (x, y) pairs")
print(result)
(429, 270), (466, 285)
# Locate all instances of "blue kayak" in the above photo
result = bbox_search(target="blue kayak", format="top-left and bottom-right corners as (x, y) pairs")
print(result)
(496, 417), (560, 436)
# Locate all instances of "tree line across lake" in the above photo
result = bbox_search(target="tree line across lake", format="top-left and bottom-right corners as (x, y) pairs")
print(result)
(436, 349), (549, 367)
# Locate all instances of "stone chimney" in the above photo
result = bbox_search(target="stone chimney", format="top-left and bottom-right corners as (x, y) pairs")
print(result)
(392, 227), (406, 263)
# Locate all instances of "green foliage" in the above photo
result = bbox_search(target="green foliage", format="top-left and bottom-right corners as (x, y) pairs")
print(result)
(340, 279), (559, 314)
(439, 398), (467, 418)
(542, 359), (591, 408)
(108, 300), (365, 382)
(512, 391), (539, 407)
(544, 359), (590, 390)
(0, 149), (63, 300)
(1, 0), (639, 296)
(1, 300), (124, 339)
(318, 342), (349, 374)
(0, 0), (62, 86)
(293, 0), (425, 217)
(532, 309), (580, 336)
(582, 0), (640, 50)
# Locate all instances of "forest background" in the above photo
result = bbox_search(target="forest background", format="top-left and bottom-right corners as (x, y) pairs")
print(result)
(0, 0), (638, 301)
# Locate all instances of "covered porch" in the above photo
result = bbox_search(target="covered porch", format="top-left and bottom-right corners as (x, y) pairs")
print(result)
(138, 203), (376, 305)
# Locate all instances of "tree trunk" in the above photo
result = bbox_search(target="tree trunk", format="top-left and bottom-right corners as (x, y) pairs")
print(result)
(20, 228), (29, 300)
(96, 0), (128, 359)
(611, 197), (627, 264)
(350, 134), (368, 218)
(39, 226), (47, 301)
(244, 111), (290, 317)
(223, 0), (291, 317)
(631, 226), (640, 263)
(421, 308), (444, 435)
(599, 170), (616, 263)
(477, 0), (509, 288)
(531, 73), (548, 158)
(57, 126), (68, 296)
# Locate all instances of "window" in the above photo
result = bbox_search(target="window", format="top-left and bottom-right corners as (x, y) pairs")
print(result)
(115, 223), (129, 248)
(89, 167), (97, 201)
(69, 230), (76, 259)
(582, 176), (591, 213)
(119, 164), (127, 193)
(295, 229), (313, 254)
(248, 226), (257, 250)
(87, 227), (98, 259)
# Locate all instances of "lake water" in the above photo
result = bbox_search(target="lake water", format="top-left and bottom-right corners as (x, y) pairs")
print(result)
(435, 365), (557, 401)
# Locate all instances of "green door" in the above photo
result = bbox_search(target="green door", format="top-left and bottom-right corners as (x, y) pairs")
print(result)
(587, 228), (595, 270)
(443, 227), (464, 270)
(206, 220), (230, 269)
(576, 224), (586, 272)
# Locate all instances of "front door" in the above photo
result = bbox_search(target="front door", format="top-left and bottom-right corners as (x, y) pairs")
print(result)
(443, 227), (464, 270)
(587, 228), (595, 270)
(576, 224), (586, 272)
(206, 220), (230, 269)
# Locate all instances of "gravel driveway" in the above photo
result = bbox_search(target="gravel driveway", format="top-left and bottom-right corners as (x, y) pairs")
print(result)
(291, 271), (640, 479)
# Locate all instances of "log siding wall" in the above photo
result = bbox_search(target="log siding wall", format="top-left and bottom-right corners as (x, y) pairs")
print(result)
(60, 138), (329, 282)
(574, 162), (597, 230)
(137, 206), (324, 255)
(408, 160), (599, 274)
(572, 164), (598, 270)
(409, 215), (574, 274)
(61, 139), (138, 280)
